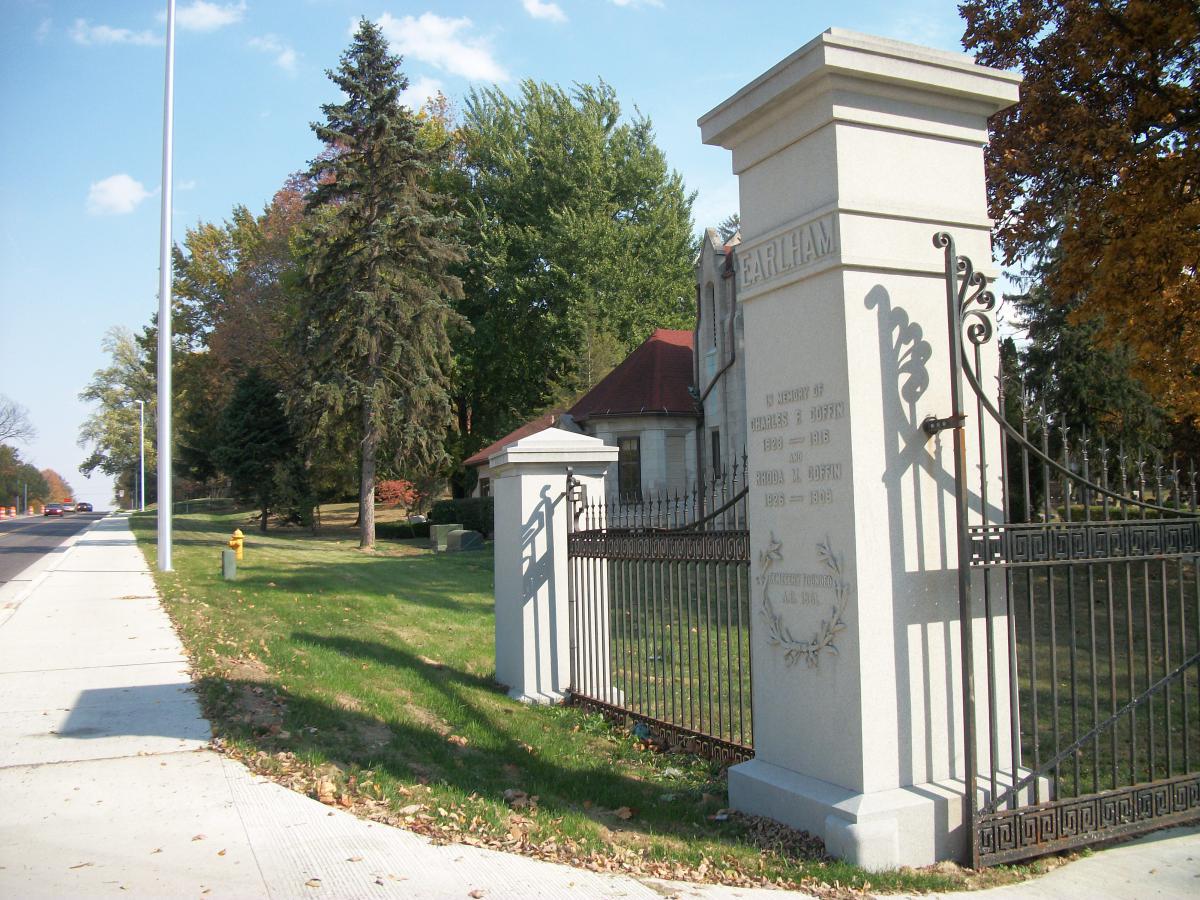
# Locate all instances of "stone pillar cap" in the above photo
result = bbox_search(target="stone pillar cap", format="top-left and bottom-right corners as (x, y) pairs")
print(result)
(699, 27), (1021, 152)
(489, 427), (619, 473)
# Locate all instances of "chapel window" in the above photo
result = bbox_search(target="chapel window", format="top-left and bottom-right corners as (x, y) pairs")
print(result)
(618, 436), (642, 502)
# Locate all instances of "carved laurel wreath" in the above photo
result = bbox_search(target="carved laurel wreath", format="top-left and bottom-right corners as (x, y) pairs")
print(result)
(757, 532), (851, 668)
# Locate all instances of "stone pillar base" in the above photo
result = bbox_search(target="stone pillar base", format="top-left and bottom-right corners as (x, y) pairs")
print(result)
(730, 760), (1052, 870)
(729, 759), (967, 870)
(505, 686), (565, 705)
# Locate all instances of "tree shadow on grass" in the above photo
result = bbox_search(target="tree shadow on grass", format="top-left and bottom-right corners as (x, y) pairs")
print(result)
(194, 656), (726, 850)
(294, 632), (500, 693)
(250, 556), (493, 614)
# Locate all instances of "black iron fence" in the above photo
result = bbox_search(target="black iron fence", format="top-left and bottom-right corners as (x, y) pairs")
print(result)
(937, 232), (1200, 867)
(566, 467), (753, 762)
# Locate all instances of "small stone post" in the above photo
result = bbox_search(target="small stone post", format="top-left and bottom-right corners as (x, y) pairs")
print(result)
(700, 30), (1020, 868)
(491, 428), (618, 704)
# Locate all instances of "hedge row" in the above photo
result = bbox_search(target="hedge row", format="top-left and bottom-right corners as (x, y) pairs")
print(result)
(375, 521), (432, 540)
(429, 497), (494, 537)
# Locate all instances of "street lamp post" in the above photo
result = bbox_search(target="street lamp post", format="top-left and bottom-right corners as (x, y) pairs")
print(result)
(135, 399), (146, 511)
(156, 0), (176, 570)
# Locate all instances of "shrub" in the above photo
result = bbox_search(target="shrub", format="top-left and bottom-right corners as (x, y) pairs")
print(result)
(428, 497), (494, 537)
(375, 479), (418, 507)
(375, 521), (431, 540)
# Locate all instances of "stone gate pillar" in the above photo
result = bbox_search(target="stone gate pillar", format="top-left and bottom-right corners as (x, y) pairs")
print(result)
(491, 428), (618, 704)
(699, 30), (1020, 868)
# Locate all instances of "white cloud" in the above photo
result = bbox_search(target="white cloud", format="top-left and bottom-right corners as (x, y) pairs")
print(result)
(400, 76), (444, 110)
(609, 0), (663, 7)
(70, 19), (161, 47)
(35, 19), (52, 43)
(377, 13), (508, 82)
(171, 2), (246, 32)
(249, 34), (298, 73)
(522, 0), (567, 23)
(87, 174), (152, 216)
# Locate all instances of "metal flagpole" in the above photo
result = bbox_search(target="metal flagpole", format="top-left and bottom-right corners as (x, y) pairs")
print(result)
(156, 0), (175, 570)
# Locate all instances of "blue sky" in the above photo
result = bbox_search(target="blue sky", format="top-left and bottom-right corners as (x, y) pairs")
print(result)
(0, 0), (976, 506)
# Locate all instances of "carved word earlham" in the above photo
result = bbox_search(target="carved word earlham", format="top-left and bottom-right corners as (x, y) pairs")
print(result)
(739, 215), (836, 290)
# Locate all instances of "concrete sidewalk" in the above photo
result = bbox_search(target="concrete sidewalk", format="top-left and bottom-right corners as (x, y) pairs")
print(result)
(0, 515), (787, 899)
(0, 515), (1195, 899)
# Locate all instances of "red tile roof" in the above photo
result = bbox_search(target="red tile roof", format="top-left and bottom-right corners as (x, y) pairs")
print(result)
(464, 329), (698, 469)
(569, 328), (696, 422)
(463, 411), (566, 468)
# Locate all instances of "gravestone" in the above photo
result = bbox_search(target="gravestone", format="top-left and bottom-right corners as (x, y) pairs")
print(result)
(700, 29), (1020, 868)
(446, 529), (484, 552)
(430, 523), (461, 553)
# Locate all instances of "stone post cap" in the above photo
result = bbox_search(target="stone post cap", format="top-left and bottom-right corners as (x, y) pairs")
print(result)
(488, 427), (619, 474)
(699, 27), (1021, 153)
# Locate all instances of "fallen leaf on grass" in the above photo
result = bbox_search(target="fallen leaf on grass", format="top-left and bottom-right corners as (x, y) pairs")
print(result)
(447, 734), (468, 747)
(217, 849), (226, 856)
(398, 803), (424, 815)
(502, 789), (528, 809)
(614, 806), (634, 820)
(316, 777), (336, 805)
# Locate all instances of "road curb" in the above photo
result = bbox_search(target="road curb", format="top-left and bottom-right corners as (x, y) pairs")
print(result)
(0, 513), (113, 630)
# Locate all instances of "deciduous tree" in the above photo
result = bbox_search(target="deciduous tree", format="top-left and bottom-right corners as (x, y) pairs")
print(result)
(962, 0), (1200, 422)
(78, 327), (156, 504)
(41, 469), (74, 503)
(450, 81), (696, 464)
(298, 19), (466, 549)
(0, 445), (48, 507)
(0, 396), (36, 445)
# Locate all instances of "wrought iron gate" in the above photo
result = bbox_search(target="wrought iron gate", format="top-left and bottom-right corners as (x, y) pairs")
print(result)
(937, 232), (1200, 867)
(565, 468), (753, 762)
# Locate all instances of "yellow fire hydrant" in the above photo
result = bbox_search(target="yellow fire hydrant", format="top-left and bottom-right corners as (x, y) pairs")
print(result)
(229, 528), (244, 561)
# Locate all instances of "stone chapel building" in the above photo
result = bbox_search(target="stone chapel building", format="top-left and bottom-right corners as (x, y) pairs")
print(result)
(466, 228), (747, 502)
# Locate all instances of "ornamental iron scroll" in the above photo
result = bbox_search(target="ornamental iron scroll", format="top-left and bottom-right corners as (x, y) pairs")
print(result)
(933, 230), (997, 354)
(757, 532), (851, 668)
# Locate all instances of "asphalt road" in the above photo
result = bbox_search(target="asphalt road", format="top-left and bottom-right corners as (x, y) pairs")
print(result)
(0, 512), (106, 585)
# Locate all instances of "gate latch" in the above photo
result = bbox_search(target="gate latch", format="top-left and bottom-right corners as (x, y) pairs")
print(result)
(565, 468), (587, 519)
(921, 413), (967, 437)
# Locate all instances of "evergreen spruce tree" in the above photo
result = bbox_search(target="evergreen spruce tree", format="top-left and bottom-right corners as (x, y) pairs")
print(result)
(214, 370), (296, 532)
(299, 19), (465, 548)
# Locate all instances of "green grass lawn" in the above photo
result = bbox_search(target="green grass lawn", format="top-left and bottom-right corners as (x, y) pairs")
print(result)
(132, 506), (1054, 893)
(1010, 560), (1199, 800)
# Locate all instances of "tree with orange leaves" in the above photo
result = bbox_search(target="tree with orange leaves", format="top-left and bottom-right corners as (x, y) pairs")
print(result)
(962, 0), (1199, 424)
